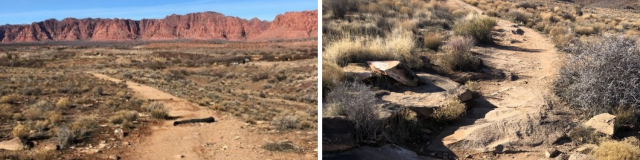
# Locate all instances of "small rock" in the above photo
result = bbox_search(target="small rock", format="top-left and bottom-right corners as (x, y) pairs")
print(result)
(222, 145), (228, 150)
(555, 153), (567, 160)
(575, 144), (598, 154)
(545, 148), (559, 158)
(368, 61), (420, 87)
(114, 129), (124, 139)
(0, 137), (25, 151)
(108, 155), (119, 160)
(174, 154), (184, 159)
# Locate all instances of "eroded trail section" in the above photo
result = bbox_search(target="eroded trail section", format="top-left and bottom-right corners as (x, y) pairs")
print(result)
(92, 73), (313, 160)
(428, 0), (568, 155)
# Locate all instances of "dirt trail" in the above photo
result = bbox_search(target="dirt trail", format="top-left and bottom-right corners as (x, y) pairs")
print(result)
(427, 0), (567, 156)
(91, 73), (315, 160)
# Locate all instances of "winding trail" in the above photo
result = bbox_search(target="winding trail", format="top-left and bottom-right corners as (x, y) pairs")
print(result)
(91, 73), (315, 160)
(427, 0), (568, 156)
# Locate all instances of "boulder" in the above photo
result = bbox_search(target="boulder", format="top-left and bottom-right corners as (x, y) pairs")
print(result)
(380, 73), (472, 117)
(343, 63), (375, 81)
(322, 116), (356, 152)
(368, 61), (420, 87)
(0, 137), (24, 151)
(584, 113), (616, 136)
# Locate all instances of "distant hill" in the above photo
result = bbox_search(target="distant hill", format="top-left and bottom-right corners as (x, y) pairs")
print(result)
(0, 10), (317, 43)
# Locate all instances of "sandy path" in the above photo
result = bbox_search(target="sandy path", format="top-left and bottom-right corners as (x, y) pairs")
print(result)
(91, 73), (315, 160)
(427, 0), (567, 156)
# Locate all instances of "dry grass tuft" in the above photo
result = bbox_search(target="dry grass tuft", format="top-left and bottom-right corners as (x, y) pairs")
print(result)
(263, 140), (300, 152)
(322, 61), (345, 91)
(12, 124), (29, 140)
(55, 97), (71, 109)
(423, 33), (443, 50)
(109, 110), (138, 125)
(431, 94), (466, 123)
(593, 139), (640, 160)
(0, 94), (18, 104)
(454, 16), (497, 43)
(145, 102), (169, 119)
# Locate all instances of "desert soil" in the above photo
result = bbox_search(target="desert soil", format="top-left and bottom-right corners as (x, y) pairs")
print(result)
(91, 73), (316, 160)
(427, 0), (569, 159)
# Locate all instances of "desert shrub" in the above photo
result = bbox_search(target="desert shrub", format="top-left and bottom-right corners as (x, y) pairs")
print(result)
(326, 81), (381, 141)
(593, 139), (640, 160)
(431, 95), (466, 123)
(0, 104), (12, 118)
(454, 16), (497, 43)
(299, 120), (314, 129)
(569, 125), (602, 144)
(92, 86), (102, 96)
(613, 106), (635, 126)
(322, 61), (345, 92)
(55, 97), (70, 109)
(70, 115), (98, 139)
(423, 33), (443, 50)
(272, 115), (300, 131)
(21, 87), (41, 96)
(109, 110), (138, 124)
(555, 36), (640, 115)
(503, 10), (533, 24)
(263, 140), (300, 152)
(575, 26), (595, 35)
(324, 0), (357, 19)
(516, 2), (537, 9)
(55, 126), (74, 149)
(146, 102), (168, 119)
(430, 2), (453, 21)
(44, 111), (62, 125)
(23, 107), (43, 121)
(12, 124), (29, 140)
(0, 94), (18, 104)
(437, 36), (482, 71)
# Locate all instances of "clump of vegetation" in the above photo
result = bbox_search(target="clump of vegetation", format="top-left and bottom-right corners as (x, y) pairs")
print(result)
(109, 110), (138, 124)
(145, 102), (168, 119)
(70, 115), (98, 140)
(262, 140), (300, 152)
(0, 94), (18, 104)
(323, 29), (421, 68)
(55, 126), (74, 149)
(453, 16), (497, 43)
(272, 115), (300, 131)
(422, 33), (443, 50)
(569, 125), (602, 144)
(12, 124), (30, 140)
(322, 61), (345, 93)
(555, 36), (640, 115)
(325, 81), (381, 141)
(55, 97), (71, 109)
(437, 36), (482, 72)
(431, 95), (466, 123)
(593, 138), (640, 160)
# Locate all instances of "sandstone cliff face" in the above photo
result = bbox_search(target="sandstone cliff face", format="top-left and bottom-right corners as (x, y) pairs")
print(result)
(0, 10), (317, 43)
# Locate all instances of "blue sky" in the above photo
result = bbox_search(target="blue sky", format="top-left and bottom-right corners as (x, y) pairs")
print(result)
(0, 0), (318, 25)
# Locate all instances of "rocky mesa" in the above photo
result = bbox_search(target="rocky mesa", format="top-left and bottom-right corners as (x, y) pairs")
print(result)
(0, 10), (317, 43)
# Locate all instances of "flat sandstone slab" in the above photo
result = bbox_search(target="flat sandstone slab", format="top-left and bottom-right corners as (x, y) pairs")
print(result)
(381, 73), (472, 116)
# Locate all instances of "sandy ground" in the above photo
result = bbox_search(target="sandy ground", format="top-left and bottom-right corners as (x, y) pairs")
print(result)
(427, 0), (568, 159)
(92, 73), (316, 160)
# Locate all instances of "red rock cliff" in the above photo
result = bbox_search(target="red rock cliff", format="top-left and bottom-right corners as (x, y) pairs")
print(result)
(0, 10), (317, 43)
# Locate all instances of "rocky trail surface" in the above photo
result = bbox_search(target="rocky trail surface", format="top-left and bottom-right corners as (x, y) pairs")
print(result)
(425, 0), (571, 158)
(91, 73), (316, 160)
